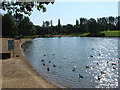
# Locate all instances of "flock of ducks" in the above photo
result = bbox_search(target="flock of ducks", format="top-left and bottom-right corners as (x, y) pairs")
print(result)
(71, 48), (117, 80)
(41, 55), (56, 72)
(24, 45), (118, 81)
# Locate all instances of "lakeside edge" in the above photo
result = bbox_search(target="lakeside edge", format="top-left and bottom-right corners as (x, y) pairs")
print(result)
(1, 38), (59, 88)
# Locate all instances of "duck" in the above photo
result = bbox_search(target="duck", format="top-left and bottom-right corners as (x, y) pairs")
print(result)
(53, 64), (56, 67)
(97, 62), (99, 65)
(43, 63), (45, 66)
(98, 76), (101, 80)
(79, 74), (84, 78)
(72, 66), (76, 71)
(47, 67), (50, 71)
(101, 71), (106, 74)
(86, 65), (90, 68)
(90, 55), (93, 57)
(91, 48), (94, 50)
(111, 63), (116, 65)
(41, 60), (44, 62)
(113, 67), (116, 70)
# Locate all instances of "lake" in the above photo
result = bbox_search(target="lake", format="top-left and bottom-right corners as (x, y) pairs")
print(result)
(22, 37), (119, 88)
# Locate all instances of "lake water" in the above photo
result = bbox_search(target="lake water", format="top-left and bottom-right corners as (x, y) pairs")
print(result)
(22, 37), (119, 88)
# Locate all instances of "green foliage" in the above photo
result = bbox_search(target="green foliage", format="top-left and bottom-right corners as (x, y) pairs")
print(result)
(2, 14), (16, 37)
(18, 16), (34, 36)
(2, 2), (54, 16)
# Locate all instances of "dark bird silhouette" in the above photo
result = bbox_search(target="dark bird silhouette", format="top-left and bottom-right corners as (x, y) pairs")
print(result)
(98, 76), (101, 80)
(86, 65), (90, 68)
(79, 74), (84, 78)
(72, 66), (76, 71)
(49, 61), (51, 63)
(91, 48), (94, 50)
(97, 62), (99, 65)
(113, 67), (116, 70)
(101, 71), (106, 74)
(53, 64), (56, 67)
(44, 54), (46, 56)
(98, 54), (101, 56)
(43, 63), (45, 66)
(47, 67), (50, 71)
(41, 60), (44, 62)
(111, 63), (116, 65)
(90, 55), (93, 57)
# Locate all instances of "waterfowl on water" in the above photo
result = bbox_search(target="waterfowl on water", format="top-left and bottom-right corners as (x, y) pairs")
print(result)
(44, 54), (46, 56)
(49, 61), (51, 63)
(101, 71), (106, 74)
(86, 65), (90, 68)
(79, 74), (84, 78)
(47, 67), (50, 71)
(97, 62), (99, 65)
(90, 55), (93, 57)
(91, 48), (94, 50)
(43, 63), (45, 66)
(98, 76), (101, 80)
(113, 67), (116, 70)
(98, 54), (101, 56)
(72, 66), (76, 71)
(53, 64), (56, 67)
(41, 60), (44, 62)
(111, 63), (116, 65)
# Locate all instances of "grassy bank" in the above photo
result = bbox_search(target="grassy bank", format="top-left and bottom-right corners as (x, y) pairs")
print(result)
(13, 30), (120, 38)
(70, 30), (120, 37)
(101, 30), (120, 37)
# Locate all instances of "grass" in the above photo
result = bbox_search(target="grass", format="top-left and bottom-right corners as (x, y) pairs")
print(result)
(13, 30), (120, 38)
(71, 30), (120, 37)
(101, 30), (120, 37)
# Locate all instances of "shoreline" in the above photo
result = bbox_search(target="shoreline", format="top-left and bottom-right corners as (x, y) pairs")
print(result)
(1, 38), (59, 88)
(20, 39), (61, 88)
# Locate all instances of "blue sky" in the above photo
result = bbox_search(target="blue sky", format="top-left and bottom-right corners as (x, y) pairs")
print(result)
(29, 2), (118, 26)
(0, 2), (117, 26)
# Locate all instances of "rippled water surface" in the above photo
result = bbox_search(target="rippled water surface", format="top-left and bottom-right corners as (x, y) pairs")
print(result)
(22, 37), (119, 88)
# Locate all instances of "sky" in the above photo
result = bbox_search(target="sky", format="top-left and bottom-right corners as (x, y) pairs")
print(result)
(29, 2), (118, 26)
(0, 1), (118, 26)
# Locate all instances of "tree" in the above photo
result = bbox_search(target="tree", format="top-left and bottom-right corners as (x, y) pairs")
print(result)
(2, 14), (16, 37)
(108, 16), (115, 30)
(58, 19), (61, 27)
(80, 17), (88, 33)
(42, 21), (45, 28)
(44, 21), (50, 27)
(88, 18), (97, 34)
(2, 1), (54, 27)
(18, 16), (33, 36)
(76, 19), (79, 26)
(50, 20), (53, 27)
(2, 2), (54, 17)
(57, 19), (61, 33)
(116, 16), (120, 30)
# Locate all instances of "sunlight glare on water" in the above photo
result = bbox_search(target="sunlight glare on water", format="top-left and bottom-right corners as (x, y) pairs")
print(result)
(22, 37), (119, 88)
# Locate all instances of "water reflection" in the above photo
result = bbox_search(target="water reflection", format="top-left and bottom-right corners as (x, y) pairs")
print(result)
(22, 37), (119, 88)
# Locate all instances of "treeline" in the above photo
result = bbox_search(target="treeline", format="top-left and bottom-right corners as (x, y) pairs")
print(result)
(2, 14), (120, 37)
